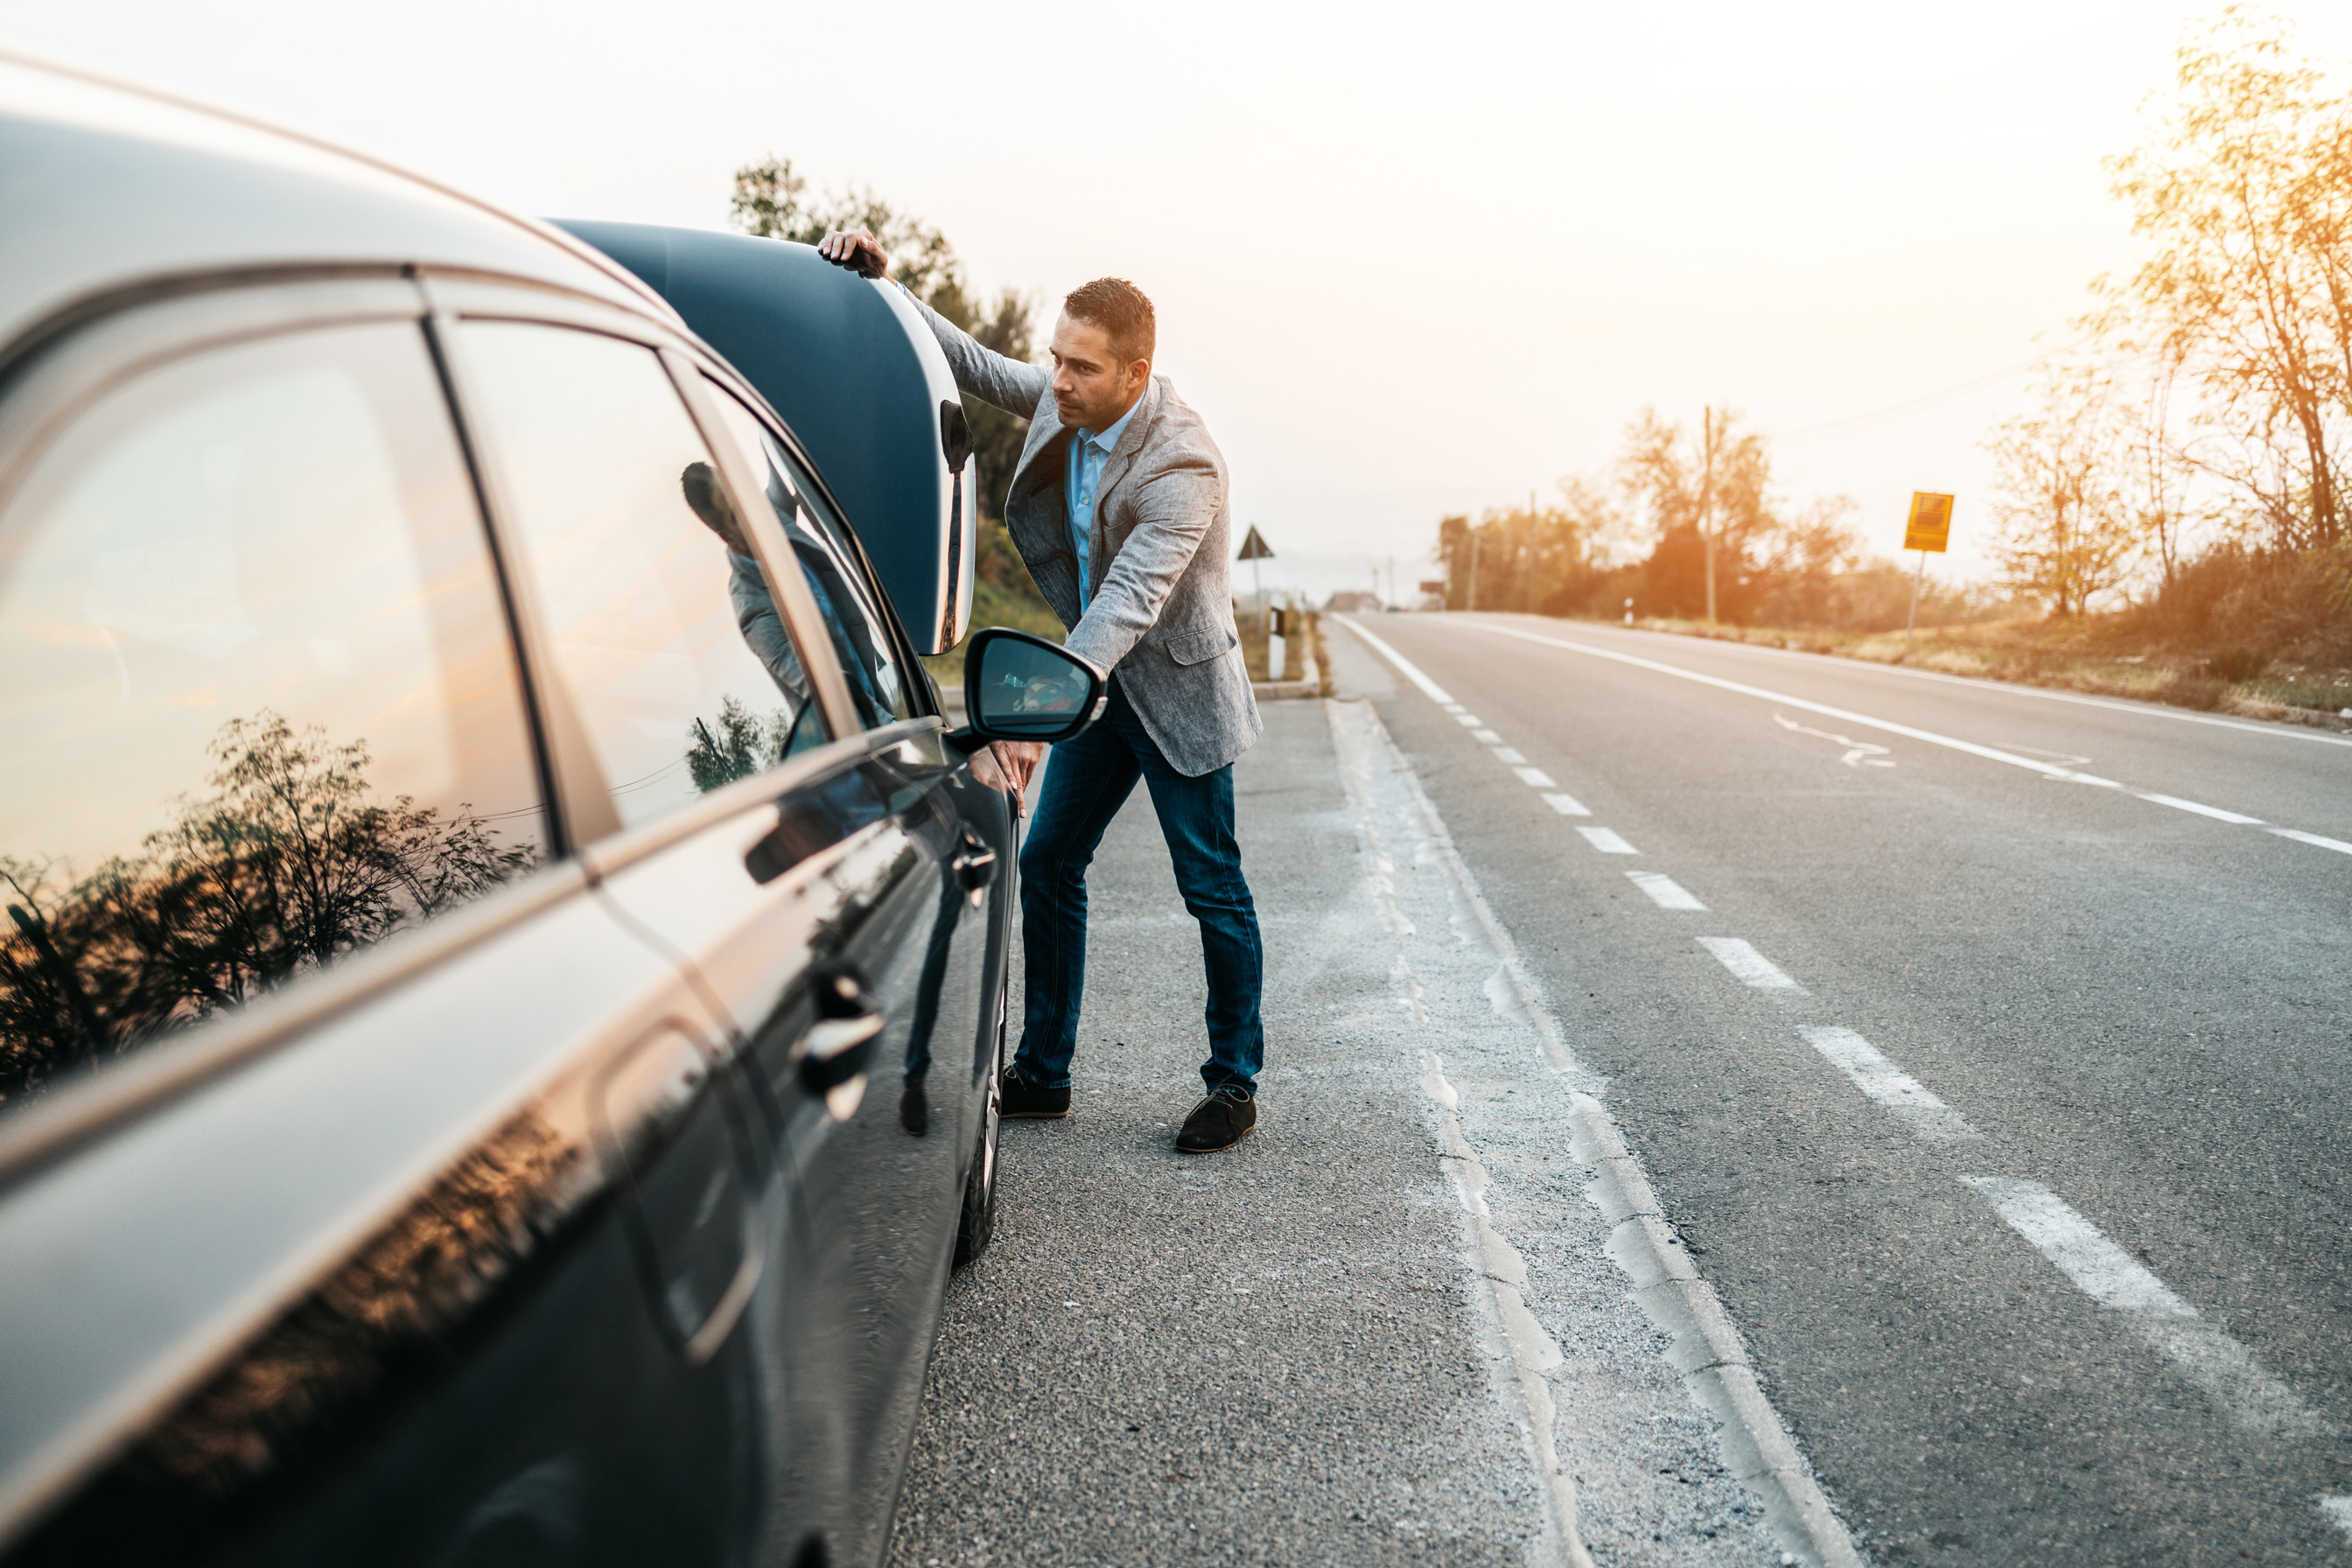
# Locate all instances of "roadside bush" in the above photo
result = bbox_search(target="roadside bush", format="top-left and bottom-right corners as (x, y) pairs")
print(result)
(2128, 542), (2352, 663)
(2199, 647), (2270, 682)
(2160, 670), (2228, 710)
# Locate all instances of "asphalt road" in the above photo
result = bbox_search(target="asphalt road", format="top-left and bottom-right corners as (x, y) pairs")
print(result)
(885, 697), (1794, 1567)
(1324, 612), (2352, 1565)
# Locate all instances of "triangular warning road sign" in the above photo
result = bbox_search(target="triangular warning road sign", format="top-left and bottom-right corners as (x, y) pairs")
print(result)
(1236, 525), (1274, 561)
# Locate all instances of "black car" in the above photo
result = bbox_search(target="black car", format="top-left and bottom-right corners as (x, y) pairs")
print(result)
(0, 51), (1101, 1568)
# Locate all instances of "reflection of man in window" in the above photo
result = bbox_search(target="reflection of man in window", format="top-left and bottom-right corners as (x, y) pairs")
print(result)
(822, 230), (1265, 1156)
(680, 462), (809, 707)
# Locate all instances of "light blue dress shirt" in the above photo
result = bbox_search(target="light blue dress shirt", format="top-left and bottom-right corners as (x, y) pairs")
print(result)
(1067, 396), (1141, 610)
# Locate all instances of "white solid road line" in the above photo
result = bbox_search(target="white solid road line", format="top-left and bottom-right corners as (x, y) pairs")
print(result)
(1439, 620), (2342, 850)
(1449, 621), (2118, 780)
(1626, 870), (1706, 910)
(1332, 698), (1864, 1568)
(1608, 618), (2352, 750)
(2140, 793), (2265, 825)
(1698, 938), (1808, 995)
(2272, 827), (2352, 855)
(1963, 1178), (2327, 1438)
(1344, 615), (2348, 1508)
(1796, 1026), (1980, 1142)
(1542, 793), (1591, 816)
(1342, 620), (1609, 807)
(1343, 616), (1458, 704)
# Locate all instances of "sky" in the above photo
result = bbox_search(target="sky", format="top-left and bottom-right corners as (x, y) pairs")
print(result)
(9, 0), (2350, 605)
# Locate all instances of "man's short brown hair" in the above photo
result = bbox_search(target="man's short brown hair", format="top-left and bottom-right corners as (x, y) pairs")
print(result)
(1062, 277), (1156, 366)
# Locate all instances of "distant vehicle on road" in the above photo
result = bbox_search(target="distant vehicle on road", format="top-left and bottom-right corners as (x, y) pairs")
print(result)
(0, 52), (1101, 1568)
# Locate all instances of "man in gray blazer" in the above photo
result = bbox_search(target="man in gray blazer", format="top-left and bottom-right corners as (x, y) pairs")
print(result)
(821, 228), (1264, 1153)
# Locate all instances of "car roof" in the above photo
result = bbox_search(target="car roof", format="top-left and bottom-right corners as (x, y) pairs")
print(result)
(0, 50), (680, 362)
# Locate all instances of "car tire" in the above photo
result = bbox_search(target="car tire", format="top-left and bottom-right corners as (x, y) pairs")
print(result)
(952, 1066), (999, 1269)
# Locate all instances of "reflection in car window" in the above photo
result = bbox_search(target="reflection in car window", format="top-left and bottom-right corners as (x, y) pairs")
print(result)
(458, 325), (826, 832)
(704, 388), (914, 731)
(0, 323), (547, 1107)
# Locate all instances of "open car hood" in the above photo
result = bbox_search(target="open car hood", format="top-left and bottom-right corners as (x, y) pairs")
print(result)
(553, 220), (974, 656)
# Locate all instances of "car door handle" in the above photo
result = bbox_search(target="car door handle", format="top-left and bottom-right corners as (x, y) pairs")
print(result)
(951, 834), (998, 900)
(799, 964), (882, 1121)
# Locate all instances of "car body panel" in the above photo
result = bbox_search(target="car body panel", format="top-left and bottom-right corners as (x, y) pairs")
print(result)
(0, 51), (1044, 1568)
(0, 57), (668, 363)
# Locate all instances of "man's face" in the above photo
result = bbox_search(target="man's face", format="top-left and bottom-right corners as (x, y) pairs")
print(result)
(1049, 312), (1149, 433)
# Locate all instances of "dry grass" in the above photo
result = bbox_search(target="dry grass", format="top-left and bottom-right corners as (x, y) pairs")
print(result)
(1237, 606), (1322, 685)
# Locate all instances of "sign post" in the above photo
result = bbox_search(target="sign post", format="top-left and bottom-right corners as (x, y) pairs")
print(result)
(1902, 492), (1954, 640)
(1237, 524), (1276, 674)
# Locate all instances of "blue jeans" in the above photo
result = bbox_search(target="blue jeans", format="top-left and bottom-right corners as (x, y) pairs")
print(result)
(1015, 679), (1264, 1095)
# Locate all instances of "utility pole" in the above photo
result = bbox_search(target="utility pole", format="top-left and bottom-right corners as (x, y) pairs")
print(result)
(1525, 489), (1537, 613)
(1466, 528), (1480, 612)
(1700, 406), (1718, 624)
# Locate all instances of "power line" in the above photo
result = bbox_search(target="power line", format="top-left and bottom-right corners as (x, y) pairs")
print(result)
(1766, 346), (2081, 446)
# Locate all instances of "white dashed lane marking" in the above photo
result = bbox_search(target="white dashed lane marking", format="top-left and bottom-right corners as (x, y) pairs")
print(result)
(1493, 746), (1530, 764)
(1470, 728), (1503, 743)
(1796, 1026), (1980, 1142)
(1340, 616), (2350, 1521)
(1626, 871), (1705, 910)
(1512, 766), (1557, 788)
(1698, 937), (1807, 994)
(1963, 1178), (2328, 1438)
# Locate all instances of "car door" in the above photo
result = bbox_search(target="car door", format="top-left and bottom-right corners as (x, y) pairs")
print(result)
(688, 383), (1011, 1563)
(436, 304), (1008, 1567)
(0, 280), (771, 1567)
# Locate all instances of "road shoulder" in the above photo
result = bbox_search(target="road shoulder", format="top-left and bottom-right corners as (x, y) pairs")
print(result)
(886, 696), (1795, 1567)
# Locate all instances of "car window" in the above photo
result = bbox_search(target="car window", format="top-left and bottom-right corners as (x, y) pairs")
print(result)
(457, 324), (827, 833)
(703, 386), (916, 731)
(0, 321), (548, 1107)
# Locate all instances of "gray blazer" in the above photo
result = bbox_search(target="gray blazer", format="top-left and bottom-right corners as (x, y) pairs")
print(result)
(910, 296), (1260, 777)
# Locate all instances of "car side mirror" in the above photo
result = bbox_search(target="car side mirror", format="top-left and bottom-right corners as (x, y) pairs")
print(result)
(951, 628), (1108, 748)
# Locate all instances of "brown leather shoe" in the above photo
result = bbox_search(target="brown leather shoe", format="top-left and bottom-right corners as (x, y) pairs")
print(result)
(1176, 1085), (1256, 1152)
(999, 1065), (1071, 1118)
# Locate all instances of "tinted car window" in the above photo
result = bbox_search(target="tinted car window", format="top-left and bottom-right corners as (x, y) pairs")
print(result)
(0, 321), (547, 1106)
(458, 325), (826, 832)
(704, 386), (915, 730)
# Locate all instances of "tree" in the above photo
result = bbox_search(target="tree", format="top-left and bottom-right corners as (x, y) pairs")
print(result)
(730, 154), (962, 307)
(2114, 359), (2206, 588)
(1986, 366), (2139, 616)
(1610, 407), (1849, 622)
(1436, 498), (1593, 614)
(1, 713), (536, 1102)
(729, 153), (1063, 654)
(2098, 14), (2352, 548)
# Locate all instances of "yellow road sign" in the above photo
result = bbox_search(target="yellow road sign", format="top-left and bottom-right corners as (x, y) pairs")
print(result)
(1904, 492), (1954, 553)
